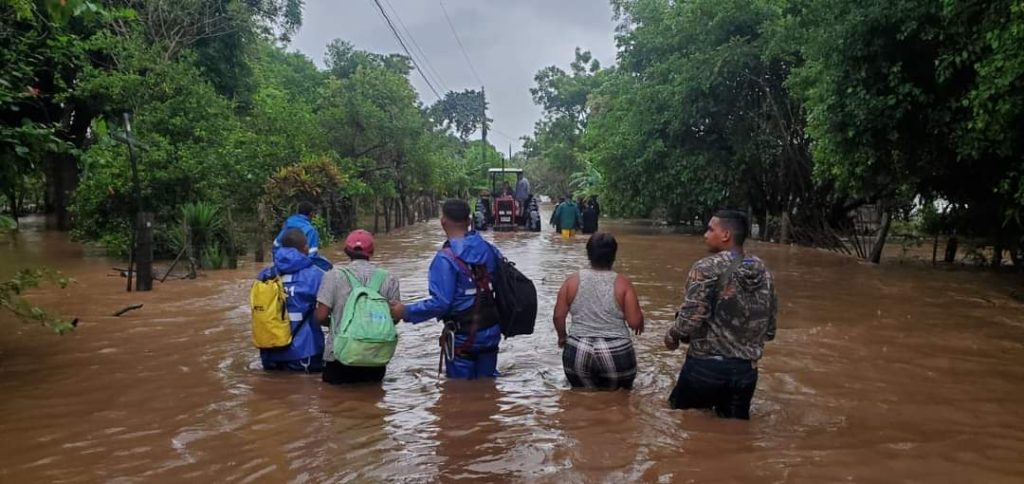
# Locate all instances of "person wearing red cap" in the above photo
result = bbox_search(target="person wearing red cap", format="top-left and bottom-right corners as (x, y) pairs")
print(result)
(314, 229), (401, 384)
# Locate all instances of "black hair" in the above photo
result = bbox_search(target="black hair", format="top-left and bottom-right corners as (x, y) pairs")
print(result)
(586, 233), (618, 270)
(281, 228), (307, 250)
(344, 248), (370, 260)
(714, 209), (749, 245)
(442, 199), (471, 223)
(297, 201), (315, 216)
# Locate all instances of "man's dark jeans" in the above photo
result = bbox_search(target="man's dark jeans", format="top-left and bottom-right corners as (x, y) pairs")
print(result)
(668, 355), (758, 419)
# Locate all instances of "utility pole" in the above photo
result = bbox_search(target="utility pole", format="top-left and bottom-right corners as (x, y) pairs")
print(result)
(480, 85), (487, 168)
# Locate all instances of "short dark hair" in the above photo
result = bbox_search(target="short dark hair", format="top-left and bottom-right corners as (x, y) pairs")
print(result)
(442, 199), (470, 223)
(297, 201), (315, 216)
(586, 233), (618, 269)
(344, 248), (369, 260)
(281, 228), (307, 250)
(714, 209), (749, 245)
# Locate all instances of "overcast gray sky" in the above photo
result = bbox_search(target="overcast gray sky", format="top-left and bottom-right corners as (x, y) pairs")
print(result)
(289, 0), (618, 153)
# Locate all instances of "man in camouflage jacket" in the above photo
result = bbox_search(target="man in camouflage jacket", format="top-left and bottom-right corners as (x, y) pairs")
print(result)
(664, 210), (778, 419)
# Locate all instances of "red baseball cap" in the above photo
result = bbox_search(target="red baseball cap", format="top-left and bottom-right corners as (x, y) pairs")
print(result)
(344, 229), (375, 256)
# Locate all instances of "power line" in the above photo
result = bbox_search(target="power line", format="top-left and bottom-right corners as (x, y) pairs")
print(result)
(382, 0), (450, 94)
(490, 128), (517, 143)
(371, 0), (443, 101)
(439, 0), (484, 86)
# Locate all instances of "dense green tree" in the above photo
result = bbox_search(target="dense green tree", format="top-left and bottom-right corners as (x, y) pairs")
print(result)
(524, 48), (606, 197)
(428, 89), (488, 142)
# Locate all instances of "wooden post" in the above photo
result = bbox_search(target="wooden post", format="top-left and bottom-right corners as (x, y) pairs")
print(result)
(254, 201), (266, 263)
(135, 212), (154, 291)
(225, 207), (237, 269)
(780, 211), (792, 245)
(124, 113), (142, 292)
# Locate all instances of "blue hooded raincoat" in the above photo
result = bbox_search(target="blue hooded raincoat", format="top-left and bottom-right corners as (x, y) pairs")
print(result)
(272, 214), (320, 257)
(405, 231), (504, 379)
(257, 247), (329, 372)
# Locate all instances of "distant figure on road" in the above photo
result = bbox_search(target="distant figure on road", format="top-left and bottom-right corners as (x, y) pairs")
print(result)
(581, 203), (598, 234)
(515, 175), (531, 225)
(551, 196), (566, 233)
(555, 195), (582, 239)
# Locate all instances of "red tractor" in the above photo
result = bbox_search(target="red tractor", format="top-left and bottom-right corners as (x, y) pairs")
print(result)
(478, 168), (523, 232)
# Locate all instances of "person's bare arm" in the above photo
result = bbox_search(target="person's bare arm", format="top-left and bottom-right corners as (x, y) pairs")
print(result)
(553, 273), (579, 348)
(616, 274), (644, 336)
(314, 303), (331, 326)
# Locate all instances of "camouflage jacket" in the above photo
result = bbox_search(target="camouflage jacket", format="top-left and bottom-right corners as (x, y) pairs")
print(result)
(667, 251), (777, 361)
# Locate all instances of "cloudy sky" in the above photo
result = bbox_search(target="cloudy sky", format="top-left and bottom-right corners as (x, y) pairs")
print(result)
(289, 0), (619, 152)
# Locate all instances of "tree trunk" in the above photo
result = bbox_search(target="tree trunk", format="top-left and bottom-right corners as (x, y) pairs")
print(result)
(762, 208), (770, 241)
(323, 198), (331, 238)
(6, 189), (18, 228)
(45, 154), (78, 231)
(185, 227), (198, 278)
(374, 197), (380, 234)
(384, 199), (391, 233)
(945, 236), (958, 263)
(780, 211), (792, 244)
(932, 233), (939, 266)
(225, 208), (237, 270)
(254, 202), (266, 263)
(401, 196), (412, 227)
(868, 208), (892, 264)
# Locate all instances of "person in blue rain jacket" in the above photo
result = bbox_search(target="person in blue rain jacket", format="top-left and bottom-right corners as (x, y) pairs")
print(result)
(273, 201), (320, 258)
(258, 228), (330, 372)
(390, 199), (504, 379)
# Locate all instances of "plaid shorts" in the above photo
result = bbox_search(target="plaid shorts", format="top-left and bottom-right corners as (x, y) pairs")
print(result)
(562, 336), (637, 390)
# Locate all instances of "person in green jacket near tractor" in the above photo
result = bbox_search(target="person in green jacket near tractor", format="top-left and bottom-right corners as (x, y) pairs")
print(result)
(554, 195), (582, 239)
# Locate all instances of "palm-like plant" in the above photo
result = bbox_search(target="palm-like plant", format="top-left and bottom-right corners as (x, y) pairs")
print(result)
(0, 214), (15, 231)
(179, 202), (224, 275)
(569, 162), (604, 197)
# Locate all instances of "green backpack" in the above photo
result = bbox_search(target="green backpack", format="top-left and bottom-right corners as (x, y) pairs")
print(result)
(332, 267), (398, 366)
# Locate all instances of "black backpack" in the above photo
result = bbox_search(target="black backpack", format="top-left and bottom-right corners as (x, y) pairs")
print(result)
(490, 254), (537, 338)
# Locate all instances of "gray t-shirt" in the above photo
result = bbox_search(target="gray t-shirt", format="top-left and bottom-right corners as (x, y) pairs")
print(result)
(316, 259), (401, 362)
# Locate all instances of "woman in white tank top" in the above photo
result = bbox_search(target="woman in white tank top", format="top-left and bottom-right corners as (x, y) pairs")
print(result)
(553, 233), (645, 389)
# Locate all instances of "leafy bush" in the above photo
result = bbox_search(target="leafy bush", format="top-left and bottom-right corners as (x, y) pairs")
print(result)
(1, 268), (75, 334)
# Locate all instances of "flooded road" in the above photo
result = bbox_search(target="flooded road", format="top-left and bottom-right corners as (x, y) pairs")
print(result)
(2, 212), (1024, 482)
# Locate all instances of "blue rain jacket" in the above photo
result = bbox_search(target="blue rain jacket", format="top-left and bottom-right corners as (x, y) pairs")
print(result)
(257, 247), (329, 370)
(272, 214), (320, 257)
(405, 232), (504, 351)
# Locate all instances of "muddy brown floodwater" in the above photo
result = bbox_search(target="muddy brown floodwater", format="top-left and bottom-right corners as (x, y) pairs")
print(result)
(2, 211), (1024, 482)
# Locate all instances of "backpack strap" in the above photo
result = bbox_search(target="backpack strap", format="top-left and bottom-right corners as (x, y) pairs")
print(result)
(441, 247), (492, 354)
(443, 248), (490, 290)
(337, 267), (364, 289)
(368, 268), (388, 293)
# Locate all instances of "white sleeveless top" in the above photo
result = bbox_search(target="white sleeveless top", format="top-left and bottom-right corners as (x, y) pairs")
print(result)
(568, 269), (630, 339)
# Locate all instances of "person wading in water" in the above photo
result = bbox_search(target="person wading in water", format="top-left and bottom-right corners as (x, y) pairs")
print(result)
(664, 210), (778, 419)
(553, 233), (644, 390)
(389, 199), (506, 379)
